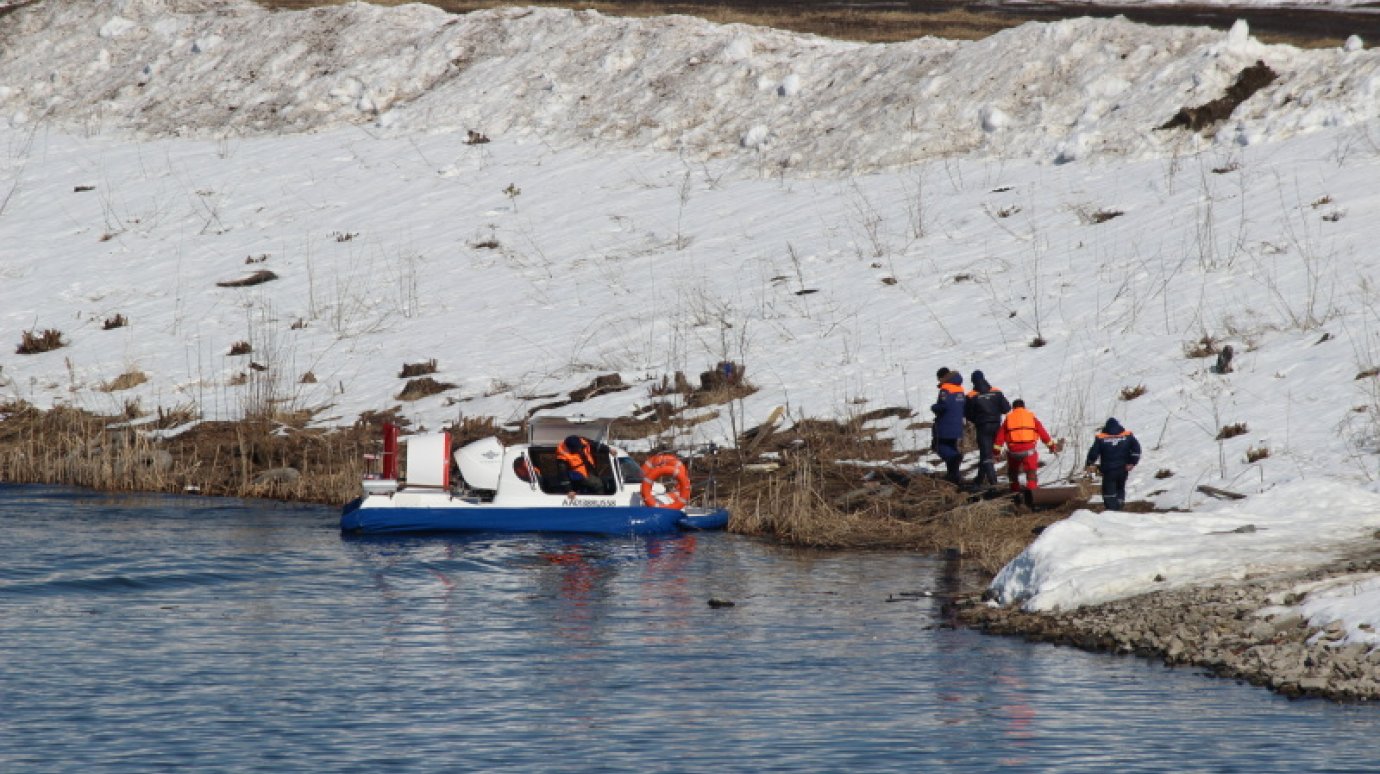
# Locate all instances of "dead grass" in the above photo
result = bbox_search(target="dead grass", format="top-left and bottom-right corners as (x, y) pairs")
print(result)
(0, 400), (378, 504)
(0, 391), (1083, 576)
(725, 453), (1070, 574)
(100, 369), (148, 392)
(716, 414), (1079, 573)
(398, 358), (438, 378)
(16, 328), (65, 355)
(1185, 335), (1219, 358)
(1216, 422), (1249, 440)
(396, 376), (455, 400)
(1119, 384), (1147, 401)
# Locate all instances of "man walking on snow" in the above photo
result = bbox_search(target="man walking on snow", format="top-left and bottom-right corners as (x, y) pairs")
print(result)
(1085, 417), (1141, 511)
(995, 399), (1060, 493)
(930, 370), (966, 485)
(964, 369), (1010, 488)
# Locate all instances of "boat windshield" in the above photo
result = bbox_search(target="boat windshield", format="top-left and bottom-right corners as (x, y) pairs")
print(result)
(617, 456), (644, 485)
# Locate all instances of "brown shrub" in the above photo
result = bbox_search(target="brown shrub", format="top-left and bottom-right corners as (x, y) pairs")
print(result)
(570, 373), (627, 402)
(1216, 422), (1248, 440)
(228, 340), (252, 356)
(397, 377), (455, 401)
(103, 314), (128, 330)
(16, 328), (65, 355)
(399, 359), (438, 378)
(101, 370), (148, 392)
(1185, 335), (1219, 358)
(1119, 384), (1147, 401)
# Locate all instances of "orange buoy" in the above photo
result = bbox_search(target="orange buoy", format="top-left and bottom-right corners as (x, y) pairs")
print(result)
(640, 453), (691, 510)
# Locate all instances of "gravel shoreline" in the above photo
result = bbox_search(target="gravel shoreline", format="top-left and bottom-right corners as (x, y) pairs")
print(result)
(953, 553), (1380, 702)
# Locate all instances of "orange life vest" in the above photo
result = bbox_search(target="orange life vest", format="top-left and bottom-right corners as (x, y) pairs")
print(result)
(1004, 407), (1040, 444)
(556, 437), (596, 477)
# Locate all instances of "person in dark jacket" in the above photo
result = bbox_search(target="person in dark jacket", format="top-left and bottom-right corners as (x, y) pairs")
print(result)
(963, 370), (1011, 487)
(1085, 417), (1141, 511)
(930, 371), (967, 484)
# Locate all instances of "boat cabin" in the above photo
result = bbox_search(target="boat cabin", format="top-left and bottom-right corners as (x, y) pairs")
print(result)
(451, 416), (646, 505)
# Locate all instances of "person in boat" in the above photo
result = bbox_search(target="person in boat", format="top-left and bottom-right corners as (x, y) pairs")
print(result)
(964, 369), (1011, 488)
(1084, 417), (1141, 511)
(557, 434), (605, 494)
(995, 399), (1061, 493)
(514, 456), (539, 483)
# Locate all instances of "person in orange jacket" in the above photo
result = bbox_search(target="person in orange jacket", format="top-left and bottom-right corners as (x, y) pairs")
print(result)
(994, 399), (1061, 493)
(556, 434), (604, 494)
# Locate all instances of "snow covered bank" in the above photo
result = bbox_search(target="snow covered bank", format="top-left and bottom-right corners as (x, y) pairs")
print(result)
(990, 479), (1380, 614)
(2, 1), (1379, 169)
(2, 1), (1380, 518)
(975, 479), (1380, 698)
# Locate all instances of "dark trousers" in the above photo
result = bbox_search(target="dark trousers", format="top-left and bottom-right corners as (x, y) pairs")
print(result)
(935, 437), (962, 483)
(1101, 469), (1129, 510)
(567, 472), (604, 494)
(973, 423), (1000, 486)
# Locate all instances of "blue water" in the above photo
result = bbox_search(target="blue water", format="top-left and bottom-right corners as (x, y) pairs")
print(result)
(2, 484), (1377, 772)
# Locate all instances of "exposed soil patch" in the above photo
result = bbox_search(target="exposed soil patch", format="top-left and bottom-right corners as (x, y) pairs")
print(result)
(1158, 60), (1278, 133)
(396, 376), (455, 401)
(215, 269), (279, 288)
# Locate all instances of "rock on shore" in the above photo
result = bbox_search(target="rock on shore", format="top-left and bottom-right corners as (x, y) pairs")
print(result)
(956, 554), (1380, 702)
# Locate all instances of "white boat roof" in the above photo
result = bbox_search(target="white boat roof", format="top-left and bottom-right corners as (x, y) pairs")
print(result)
(527, 415), (617, 446)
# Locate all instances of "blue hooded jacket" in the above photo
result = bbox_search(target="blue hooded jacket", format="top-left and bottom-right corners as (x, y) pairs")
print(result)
(931, 372), (967, 440)
(1086, 418), (1142, 471)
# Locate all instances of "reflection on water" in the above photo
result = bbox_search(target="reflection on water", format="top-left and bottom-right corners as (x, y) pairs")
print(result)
(2, 484), (1379, 772)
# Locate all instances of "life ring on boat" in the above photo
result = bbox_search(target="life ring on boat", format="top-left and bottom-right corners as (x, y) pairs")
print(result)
(640, 454), (691, 510)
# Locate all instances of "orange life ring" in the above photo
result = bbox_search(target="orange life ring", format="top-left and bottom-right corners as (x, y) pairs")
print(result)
(640, 456), (691, 510)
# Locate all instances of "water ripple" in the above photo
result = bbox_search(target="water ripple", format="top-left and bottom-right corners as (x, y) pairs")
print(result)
(2, 484), (1378, 772)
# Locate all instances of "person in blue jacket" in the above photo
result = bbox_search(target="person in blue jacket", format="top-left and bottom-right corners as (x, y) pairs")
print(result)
(1085, 417), (1142, 511)
(931, 371), (967, 484)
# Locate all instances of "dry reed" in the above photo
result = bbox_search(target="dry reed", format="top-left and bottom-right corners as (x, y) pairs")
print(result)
(725, 452), (1065, 574)
(0, 401), (372, 504)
